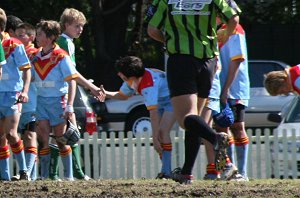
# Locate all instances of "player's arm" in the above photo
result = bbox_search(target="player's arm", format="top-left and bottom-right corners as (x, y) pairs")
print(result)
(220, 58), (243, 104)
(147, 0), (166, 44)
(149, 108), (162, 154)
(101, 86), (129, 100)
(74, 72), (101, 97)
(147, 26), (165, 44)
(20, 67), (31, 103)
(65, 79), (77, 119)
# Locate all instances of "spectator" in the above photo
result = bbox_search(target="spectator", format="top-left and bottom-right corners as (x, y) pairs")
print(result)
(49, 7), (90, 181)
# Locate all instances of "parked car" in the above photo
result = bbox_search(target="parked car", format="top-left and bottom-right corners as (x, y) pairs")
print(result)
(74, 85), (97, 135)
(90, 60), (295, 136)
(89, 95), (151, 137)
(267, 96), (300, 178)
(245, 60), (295, 129)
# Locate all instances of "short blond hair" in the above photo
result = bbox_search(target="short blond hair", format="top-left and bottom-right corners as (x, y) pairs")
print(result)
(60, 8), (86, 32)
(0, 8), (7, 32)
(263, 70), (287, 96)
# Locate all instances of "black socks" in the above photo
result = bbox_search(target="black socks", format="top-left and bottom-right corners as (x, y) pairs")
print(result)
(181, 115), (217, 175)
(184, 115), (217, 145)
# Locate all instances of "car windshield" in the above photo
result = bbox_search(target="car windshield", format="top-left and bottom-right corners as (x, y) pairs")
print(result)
(284, 96), (300, 123)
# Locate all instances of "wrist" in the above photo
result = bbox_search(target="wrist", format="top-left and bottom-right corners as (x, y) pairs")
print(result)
(66, 105), (74, 113)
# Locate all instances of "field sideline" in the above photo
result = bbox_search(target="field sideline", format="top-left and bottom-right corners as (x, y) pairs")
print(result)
(1, 179), (300, 197)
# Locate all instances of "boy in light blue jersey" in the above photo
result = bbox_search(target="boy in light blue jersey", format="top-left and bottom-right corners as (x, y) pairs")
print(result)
(15, 22), (39, 181)
(101, 56), (176, 179)
(0, 8), (31, 181)
(33, 20), (102, 181)
(216, 0), (250, 181)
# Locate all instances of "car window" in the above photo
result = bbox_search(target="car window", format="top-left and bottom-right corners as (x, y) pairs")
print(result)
(249, 62), (285, 88)
(285, 96), (300, 123)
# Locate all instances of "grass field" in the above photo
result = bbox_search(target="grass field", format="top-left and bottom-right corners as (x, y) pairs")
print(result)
(1, 179), (300, 197)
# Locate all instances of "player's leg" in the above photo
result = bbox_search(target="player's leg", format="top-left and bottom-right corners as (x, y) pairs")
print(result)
(54, 121), (73, 180)
(69, 113), (87, 180)
(157, 107), (176, 179)
(21, 112), (38, 180)
(49, 138), (60, 180)
(230, 104), (249, 180)
(0, 121), (10, 181)
(36, 119), (51, 179)
(201, 104), (220, 180)
(5, 112), (29, 180)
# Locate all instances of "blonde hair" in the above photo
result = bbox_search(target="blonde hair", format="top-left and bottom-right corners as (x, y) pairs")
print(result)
(263, 70), (287, 96)
(0, 8), (7, 32)
(59, 8), (86, 32)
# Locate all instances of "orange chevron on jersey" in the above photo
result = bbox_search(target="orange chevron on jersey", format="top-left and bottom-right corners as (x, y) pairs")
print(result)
(33, 47), (68, 80)
(25, 44), (39, 60)
(2, 37), (23, 59)
(137, 70), (154, 94)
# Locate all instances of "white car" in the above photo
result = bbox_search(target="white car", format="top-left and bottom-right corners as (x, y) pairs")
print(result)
(268, 96), (300, 178)
(91, 60), (295, 136)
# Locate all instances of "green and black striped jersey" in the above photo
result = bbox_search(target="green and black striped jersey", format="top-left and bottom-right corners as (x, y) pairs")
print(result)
(149, 0), (237, 59)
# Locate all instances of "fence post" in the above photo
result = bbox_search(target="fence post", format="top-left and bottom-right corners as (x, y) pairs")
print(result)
(110, 132), (117, 179)
(119, 132), (126, 178)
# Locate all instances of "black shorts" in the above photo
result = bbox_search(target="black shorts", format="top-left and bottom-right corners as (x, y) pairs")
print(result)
(167, 54), (217, 98)
(230, 104), (246, 123)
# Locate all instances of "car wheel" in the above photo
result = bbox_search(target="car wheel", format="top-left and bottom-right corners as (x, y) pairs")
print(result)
(125, 108), (152, 137)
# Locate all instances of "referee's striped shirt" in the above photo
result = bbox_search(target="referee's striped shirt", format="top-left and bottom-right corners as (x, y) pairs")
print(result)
(148, 0), (237, 59)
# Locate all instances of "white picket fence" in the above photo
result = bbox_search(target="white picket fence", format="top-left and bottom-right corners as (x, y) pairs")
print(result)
(10, 127), (300, 179)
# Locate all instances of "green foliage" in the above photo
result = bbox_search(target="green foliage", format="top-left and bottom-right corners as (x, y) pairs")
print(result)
(238, 0), (300, 24)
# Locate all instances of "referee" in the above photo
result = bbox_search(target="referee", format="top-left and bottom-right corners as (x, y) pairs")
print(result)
(147, 0), (239, 184)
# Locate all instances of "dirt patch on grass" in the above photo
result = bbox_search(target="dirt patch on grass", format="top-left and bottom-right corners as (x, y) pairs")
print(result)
(1, 179), (299, 197)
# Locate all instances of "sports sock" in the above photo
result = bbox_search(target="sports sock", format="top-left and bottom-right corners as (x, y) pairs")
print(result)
(161, 143), (172, 176)
(181, 130), (201, 175)
(206, 163), (220, 175)
(71, 144), (85, 179)
(184, 115), (217, 145)
(39, 147), (50, 179)
(60, 147), (73, 179)
(0, 145), (10, 180)
(30, 157), (37, 181)
(11, 139), (27, 171)
(235, 137), (249, 176)
(49, 143), (60, 179)
(227, 136), (235, 164)
(25, 146), (37, 176)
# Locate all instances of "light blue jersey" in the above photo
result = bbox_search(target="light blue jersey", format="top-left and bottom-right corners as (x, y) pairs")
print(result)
(119, 68), (170, 110)
(0, 37), (31, 92)
(219, 24), (250, 102)
(32, 45), (78, 97)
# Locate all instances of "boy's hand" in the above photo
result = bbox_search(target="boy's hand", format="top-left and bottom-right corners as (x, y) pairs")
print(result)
(96, 85), (106, 102)
(16, 92), (28, 104)
(153, 137), (162, 155)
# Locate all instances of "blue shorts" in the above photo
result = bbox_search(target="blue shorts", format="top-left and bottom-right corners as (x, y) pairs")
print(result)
(36, 95), (67, 126)
(157, 96), (173, 117)
(19, 111), (36, 132)
(206, 98), (220, 113)
(0, 92), (22, 118)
